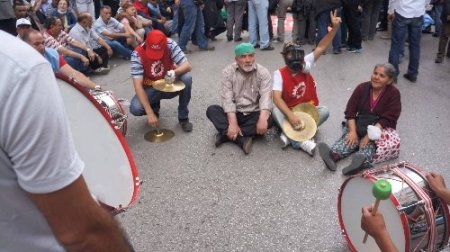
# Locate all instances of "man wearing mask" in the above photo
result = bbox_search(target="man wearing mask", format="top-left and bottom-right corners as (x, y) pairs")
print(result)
(272, 10), (340, 155)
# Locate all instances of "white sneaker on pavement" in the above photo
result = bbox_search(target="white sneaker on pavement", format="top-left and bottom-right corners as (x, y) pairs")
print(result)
(300, 139), (316, 156)
(280, 133), (289, 149)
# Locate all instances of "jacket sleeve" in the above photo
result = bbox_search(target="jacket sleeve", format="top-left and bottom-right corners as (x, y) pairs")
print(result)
(344, 82), (367, 120)
(377, 86), (401, 129)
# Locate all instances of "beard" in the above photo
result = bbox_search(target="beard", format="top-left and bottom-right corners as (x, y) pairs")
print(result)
(239, 63), (254, 72)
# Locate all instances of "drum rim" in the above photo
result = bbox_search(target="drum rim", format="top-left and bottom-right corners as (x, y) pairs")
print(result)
(337, 167), (409, 251)
(55, 73), (139, 213)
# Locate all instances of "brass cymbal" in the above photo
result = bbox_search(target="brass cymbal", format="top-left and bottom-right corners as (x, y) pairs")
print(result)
(152, 79), (185, 93)
(291, 103), (320, 125)
(144, 129), (175, 143)
(282, 111), (317, 142)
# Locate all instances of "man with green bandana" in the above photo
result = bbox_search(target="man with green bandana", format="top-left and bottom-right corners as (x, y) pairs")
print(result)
(206, 43), (273, 154)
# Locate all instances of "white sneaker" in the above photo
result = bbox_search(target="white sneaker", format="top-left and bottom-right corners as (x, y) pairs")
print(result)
(280, 133), (289, 149)
(94, 67), (110, 75)
(300, 139), (316, 156)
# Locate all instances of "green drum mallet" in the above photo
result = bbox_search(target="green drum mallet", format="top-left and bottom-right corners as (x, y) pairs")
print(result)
(363, 179), (392, 243)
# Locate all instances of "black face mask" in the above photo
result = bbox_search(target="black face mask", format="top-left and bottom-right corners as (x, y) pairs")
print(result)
(284, 46), (305, 72)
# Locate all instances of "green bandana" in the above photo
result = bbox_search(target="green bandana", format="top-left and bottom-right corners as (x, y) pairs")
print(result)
(235, 43), (255, 56)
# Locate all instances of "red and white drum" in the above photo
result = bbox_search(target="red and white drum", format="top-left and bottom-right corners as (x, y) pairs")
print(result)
(55, 73), (139, 214)
(338, 161), (450, 251)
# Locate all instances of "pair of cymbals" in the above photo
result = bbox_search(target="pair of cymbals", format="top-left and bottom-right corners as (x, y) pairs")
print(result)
(282, 111), (317, 142)
(282, 103), (319, 142)
(150, 79), (185, 93)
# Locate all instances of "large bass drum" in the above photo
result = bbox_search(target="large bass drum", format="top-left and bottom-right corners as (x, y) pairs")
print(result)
(55, 73), (139, 214)
(338, 161), (450, 251)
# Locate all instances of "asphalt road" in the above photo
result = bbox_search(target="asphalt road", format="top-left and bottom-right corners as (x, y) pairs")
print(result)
(90, 29), (450, 251)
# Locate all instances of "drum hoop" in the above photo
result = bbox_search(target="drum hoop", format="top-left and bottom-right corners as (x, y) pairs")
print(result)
(337, 166), (410, 251)
(405, 162), (450, 249)
(55, 73), (139, 212)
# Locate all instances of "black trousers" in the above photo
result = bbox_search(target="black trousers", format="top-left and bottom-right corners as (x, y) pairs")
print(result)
(92, 46), (110, 69)
(342, 2), (362, 49)
(206, 105), (274, 138)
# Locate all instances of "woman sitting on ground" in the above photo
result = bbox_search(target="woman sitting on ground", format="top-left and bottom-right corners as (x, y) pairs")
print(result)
(116, 2), (146, 47)
(51, 0), (77, 32)
(318, 63), (402, 175)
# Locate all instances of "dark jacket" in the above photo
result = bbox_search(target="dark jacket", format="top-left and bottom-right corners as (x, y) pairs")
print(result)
(313, 0), (342, 15)
(442, 0), (450, 22)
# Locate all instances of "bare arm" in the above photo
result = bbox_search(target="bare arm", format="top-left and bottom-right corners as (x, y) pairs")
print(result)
(133, 78), (159, 128)
(273, 90), (302, 128)
(29, 176), (132, 251)
(60, 64), (98, 90)
(361, 207), (398, 252)
(173, 60), (192, 76)
(312, 10), (341, 61)
(57, 46), (89, 65)
(96, 37), (113, 56)
(69, 38), (96, 60)
(427, 172), (450, 204)
(101, 30), (131, 40)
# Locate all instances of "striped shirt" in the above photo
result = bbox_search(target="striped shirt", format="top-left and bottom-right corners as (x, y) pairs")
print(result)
(131, 38), (187, 79)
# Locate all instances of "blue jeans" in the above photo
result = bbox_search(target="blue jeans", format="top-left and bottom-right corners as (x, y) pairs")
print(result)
(171, 7), (179, 34)
(248, 0), (270, 48)
(105, 39), (132, 59)
(433, 4), (443, 35)
(388, 12), (423, 78)
(272, 105), (329, 149)
(129, 73), (192, 121)
(178, 4), (208, 50)
(316, 9), (342, 50)
(64, 54), (88, 73)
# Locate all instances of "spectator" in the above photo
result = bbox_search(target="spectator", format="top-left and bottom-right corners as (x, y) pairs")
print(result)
(313, 0), (342, 54)
(224, 0), (245, 42)
(276, 0), (294, 43)
(44, 17), (93, 73)
(69, 13), (113, 73)
(51, 0), (77, 31)
(388, 0), (430, 82)
(23, 29), (101, 90)
(116, 3), (145, 47)
(94, 5), (134, 59)
(0, 0), (16, 35)
(342, 0), (363, 53)
(248, 0), (274, 50)
(148, 0), (173, 35)
(178, 0), (214, 53)
(72, 0), (95, 18)
(434, 0), (450, 63)
(361, 0), (383, 41)
(16, 18), (32, 38)
(202, 0), (226, 40)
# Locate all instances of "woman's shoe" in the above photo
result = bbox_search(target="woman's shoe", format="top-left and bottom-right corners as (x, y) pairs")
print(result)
(342, 154), (366, 176)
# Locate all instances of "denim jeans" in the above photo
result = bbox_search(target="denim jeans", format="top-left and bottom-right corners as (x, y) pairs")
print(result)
(63, 55), (88, 73)
(433, 4), (443, 35)
(171, 7), (179, 34)
(316, 9), (341, 50)
(388, 12), (423, 78)
(248, 0), (270, 48)
(129, 72), (192, 121)
(178, 4), (208, 50)
(272, 105), (329, 149)
(105, 39), (132, 59)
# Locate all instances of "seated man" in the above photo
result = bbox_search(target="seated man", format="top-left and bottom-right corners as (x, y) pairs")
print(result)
(23, 29), (101, 90)
(129, 29), (193, 132)
(16, 18), (32, 38)
(206, 43), (273, 154)
(69, 12), (114, 74)
(94, 5), (134, 59)
(272, 10), (341, 156)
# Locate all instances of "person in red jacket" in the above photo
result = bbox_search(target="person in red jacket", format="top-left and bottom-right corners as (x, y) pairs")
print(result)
(272, 10), (340, 156)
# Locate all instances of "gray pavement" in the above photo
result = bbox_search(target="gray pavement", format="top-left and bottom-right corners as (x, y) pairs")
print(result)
(91, 30), (450, 251)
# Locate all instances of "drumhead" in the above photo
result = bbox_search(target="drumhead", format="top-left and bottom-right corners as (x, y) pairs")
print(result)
(338, 177), (406, 252)
(55, 73), (139, 213)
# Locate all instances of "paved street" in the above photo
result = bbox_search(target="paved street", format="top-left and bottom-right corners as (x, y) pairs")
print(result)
(91, 28), (450, 251)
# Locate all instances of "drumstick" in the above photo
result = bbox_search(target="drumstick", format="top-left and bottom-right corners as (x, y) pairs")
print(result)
(363, 179), (392, 243)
